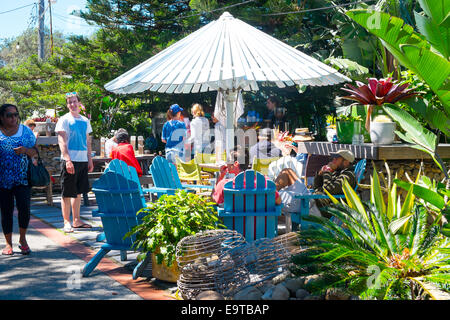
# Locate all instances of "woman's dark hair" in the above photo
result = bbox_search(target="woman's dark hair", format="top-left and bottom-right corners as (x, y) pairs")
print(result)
(116, 131), (130, 144)
(267, 96), (281, 108)
(0, 104), (19, 126)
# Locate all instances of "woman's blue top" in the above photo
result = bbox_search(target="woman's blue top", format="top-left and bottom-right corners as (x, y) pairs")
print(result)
(0, 124), (36, 189)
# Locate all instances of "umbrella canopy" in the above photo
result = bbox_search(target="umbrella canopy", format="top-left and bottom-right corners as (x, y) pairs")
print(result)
(104, 12), (350, 95)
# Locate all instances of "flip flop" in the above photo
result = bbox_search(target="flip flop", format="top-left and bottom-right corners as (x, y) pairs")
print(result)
(19, 245), (31, 255)
(2, 247), (13, 256)
(63, 224), (74, 233)
(73, 223), (92, 229)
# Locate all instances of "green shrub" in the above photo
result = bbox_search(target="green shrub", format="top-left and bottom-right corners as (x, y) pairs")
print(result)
(126, 190), (224, 267)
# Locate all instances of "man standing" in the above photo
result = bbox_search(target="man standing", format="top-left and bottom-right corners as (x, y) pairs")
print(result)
(313, 149), (356, 217)
(55, 92), (93, 233)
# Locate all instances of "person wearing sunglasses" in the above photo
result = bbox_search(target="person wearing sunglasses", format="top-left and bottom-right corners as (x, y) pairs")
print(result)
(55, 92), (94, 233)
(0, 104), (37, 255)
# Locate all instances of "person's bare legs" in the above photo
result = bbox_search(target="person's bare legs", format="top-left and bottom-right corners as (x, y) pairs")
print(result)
(61, 196), (72, 228)
(71, 195), (84, 227)
(3, 233), (12, 253)
(275, 168), (299, 191)
(18, 228), (28, 248)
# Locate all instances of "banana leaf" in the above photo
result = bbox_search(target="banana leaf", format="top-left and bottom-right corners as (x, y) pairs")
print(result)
(414, 11), (449, 59)
(416, 0), (450, 59)
(346, 9), (450, 113)
(382, 103), (437, 153)
(404, 97), (450, 137)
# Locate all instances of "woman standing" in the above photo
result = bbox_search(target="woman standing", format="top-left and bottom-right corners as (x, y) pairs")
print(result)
(0, 104), (37, 255)
(188, 103), (211, 156)
(161, 104), (187, 164)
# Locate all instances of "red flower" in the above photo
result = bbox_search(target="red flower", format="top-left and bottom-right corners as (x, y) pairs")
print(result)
(341, 77), (418, 106)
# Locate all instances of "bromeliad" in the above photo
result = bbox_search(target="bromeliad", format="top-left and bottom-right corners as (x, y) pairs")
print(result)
(341, 77), (419, 131)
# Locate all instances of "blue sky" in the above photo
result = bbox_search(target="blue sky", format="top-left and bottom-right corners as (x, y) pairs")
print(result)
(0, 0), (98, 40)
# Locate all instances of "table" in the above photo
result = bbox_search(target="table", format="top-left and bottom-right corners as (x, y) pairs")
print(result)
(93, 153), (156, 174)
(197, 163), (223, 171)
(198, 163), (224, 182)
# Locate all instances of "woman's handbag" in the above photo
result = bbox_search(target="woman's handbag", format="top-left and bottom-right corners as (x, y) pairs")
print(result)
(27, 148), (50, 187)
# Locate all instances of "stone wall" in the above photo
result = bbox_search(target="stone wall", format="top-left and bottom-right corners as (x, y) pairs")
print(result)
(358, 159), (448, 202)
(37, 144), (61, 176)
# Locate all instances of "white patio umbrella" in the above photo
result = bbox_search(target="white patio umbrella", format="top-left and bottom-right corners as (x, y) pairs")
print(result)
(104, 12), (350, 159)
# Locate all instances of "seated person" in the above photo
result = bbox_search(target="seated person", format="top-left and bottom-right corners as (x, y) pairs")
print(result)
(313, 150), (356, 217)
(211, 147), (282, 206)
(274, 168), (310, 214)
(110, 130), (143, 177)
(249, 128), (282, 164)
(105, 128), (127, 157)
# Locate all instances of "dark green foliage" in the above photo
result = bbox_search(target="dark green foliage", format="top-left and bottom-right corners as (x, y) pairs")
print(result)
(292, 201), (450, 299)
(125, 190), (224, 267)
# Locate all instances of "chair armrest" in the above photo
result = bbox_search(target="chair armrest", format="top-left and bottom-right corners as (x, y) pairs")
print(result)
(142, 187), (180, 195)
(92, 211), (140, 218)
(293, 193), (345, 200)
(181, 183), (214, 190)
(218, 204), (282, 217)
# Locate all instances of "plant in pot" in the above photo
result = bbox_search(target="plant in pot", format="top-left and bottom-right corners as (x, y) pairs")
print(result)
(125, 190), (224, 283)
(341, 77), (419, 145)
(335, 114), (363, 144)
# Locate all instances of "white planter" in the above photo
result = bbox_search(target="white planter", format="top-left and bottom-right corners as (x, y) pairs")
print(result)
(370, 122), (396, 145)
(326, 128), (336, 142)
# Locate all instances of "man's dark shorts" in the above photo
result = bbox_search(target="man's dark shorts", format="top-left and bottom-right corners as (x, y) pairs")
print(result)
(60, 161), (90, 198)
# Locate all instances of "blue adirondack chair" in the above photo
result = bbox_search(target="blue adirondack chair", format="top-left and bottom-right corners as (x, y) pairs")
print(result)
(83, 159), (151, 279)
(217, 170), (282, 242)
(291, 159), (366, 229)
(142, 156), (213, 197)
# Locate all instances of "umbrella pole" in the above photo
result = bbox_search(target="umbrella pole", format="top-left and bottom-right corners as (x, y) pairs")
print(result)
(224, 90), (237, 163)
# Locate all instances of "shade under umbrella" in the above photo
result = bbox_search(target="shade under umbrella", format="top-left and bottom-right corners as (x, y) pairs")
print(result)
(104, 12), (350, 160)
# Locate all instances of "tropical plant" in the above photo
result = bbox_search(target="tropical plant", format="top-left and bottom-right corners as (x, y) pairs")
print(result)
(293, 168), (450, 300)
(336, 114), (363, 122)
(381, 103), (449, 179)
(347, 2), (450, 110)
(341, 77), (419, 131)
(394, 171), (450, 237)
(125, 190), (224, 267)
(346, 0), (450, 154)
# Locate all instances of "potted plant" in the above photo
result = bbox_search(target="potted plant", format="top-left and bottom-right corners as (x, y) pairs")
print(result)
(341, 77), (418, 145)
(125, 190), (223, 283)
(335, 114), (363, 144)
(370, 115), (397, 145)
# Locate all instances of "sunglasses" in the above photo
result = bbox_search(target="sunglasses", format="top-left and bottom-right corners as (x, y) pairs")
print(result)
(65, 92), (78, 97)
(5, 112), (19, 118)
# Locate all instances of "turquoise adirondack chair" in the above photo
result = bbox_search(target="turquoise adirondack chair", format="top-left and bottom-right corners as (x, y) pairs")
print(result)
(291, 158), (367, 229)
(83, 159), (151, 279)
(217, 170), (282, 242)
(143, 156), (213, 197)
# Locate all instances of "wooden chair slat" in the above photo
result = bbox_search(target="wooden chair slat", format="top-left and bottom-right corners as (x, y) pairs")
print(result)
(83, 159), (149, 277)
(218, 170), (282, 242)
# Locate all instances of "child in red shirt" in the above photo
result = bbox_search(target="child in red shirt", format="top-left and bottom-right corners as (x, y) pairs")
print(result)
(110, 131), (143, 177)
